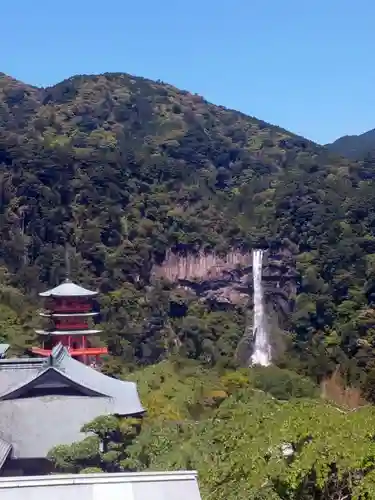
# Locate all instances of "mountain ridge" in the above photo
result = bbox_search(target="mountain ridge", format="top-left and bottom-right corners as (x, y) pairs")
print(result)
(0, 71), (322, 148)
(326, 127), (375, 160)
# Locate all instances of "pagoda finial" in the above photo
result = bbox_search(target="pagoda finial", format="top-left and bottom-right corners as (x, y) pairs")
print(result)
(64, 244), (71, 282)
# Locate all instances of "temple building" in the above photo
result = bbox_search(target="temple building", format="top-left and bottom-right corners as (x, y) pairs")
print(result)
(0, 280), (144, 476)
(31, 279), (107, 365)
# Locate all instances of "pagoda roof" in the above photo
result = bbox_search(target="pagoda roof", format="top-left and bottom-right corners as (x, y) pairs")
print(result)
(0, 344), (144, 463)
(35, 329), (101, 336)
(39, 280), (98, 298)
(40, 312), (99, 317)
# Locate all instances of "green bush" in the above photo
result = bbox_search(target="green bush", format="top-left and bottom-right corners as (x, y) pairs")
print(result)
(249, 365), (319, 400)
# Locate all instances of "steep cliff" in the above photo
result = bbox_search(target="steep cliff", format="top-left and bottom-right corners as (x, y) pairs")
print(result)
(152, 247), (298, 364)
(153, 250), (252, 306)
(153, 248), (296, 310)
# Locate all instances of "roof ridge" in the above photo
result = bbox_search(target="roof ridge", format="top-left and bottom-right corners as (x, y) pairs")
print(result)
(50, 343), (67, 364)
(41, 342), (70, 369)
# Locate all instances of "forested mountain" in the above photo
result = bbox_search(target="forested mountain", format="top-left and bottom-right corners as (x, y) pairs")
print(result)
(4, 70), (375, 497)
(2, 71), (375, 379)
(327, 127), (375, 160)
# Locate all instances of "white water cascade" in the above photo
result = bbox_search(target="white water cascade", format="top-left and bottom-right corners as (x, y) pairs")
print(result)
(250, 249), (271, 366)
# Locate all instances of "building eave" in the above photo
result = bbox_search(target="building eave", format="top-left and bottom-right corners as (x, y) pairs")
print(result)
(39, 312), (99, 318)
(0, 470), (202, 500)
(0, 470), (199, 486)
(35, 329), (101, 336)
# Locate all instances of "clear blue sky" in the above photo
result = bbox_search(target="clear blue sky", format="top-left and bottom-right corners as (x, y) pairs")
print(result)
(2, 0), (375, 144)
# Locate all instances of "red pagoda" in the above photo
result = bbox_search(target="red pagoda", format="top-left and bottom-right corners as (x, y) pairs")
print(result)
(31, 279), (108, 365)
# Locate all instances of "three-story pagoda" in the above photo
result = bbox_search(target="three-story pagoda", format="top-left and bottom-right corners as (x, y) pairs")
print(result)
(31, 279), (108, 365)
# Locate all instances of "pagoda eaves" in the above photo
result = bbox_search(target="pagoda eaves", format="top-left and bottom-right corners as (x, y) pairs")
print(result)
(39, 279), (98, 297)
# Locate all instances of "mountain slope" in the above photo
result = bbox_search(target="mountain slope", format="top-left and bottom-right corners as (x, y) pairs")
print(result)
(326, 128), (375, 160)
(1, 71), (375, 384)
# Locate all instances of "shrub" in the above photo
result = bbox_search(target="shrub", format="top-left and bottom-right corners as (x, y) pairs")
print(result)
(249, 366), (318, 400)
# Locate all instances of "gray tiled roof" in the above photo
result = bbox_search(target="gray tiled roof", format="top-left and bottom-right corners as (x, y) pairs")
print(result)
(0, 396), (126, 458)
(0, 344), (144, 463)
(0, 367), (40, 395)
(39, 279), (98, 297)
(54, 346), (143, 414)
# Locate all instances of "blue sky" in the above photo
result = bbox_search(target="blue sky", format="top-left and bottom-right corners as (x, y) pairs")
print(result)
(2, 0), (375, 144)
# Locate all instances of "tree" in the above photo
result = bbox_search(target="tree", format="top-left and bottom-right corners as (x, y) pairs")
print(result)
(48, 416), (142, 473)
(128, 389), (375, 499)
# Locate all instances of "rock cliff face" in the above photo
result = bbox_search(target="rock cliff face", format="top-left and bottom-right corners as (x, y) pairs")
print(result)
(152, 247), (297, 313)
(153, 250), (252, 306)
(262, 248), (298, 319)
(153, 247), (298, 365)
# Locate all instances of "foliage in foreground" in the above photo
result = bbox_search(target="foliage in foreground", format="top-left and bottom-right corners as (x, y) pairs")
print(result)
(133, 394), (375, 500)
(48, 361), (375, 499)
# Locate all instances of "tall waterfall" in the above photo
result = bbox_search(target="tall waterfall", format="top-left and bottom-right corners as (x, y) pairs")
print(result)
(250, 249), (271, 366)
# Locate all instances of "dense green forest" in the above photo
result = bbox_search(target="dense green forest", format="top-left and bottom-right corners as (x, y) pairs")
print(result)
(3, 70), (375, 497)
(2, 71), (375, 382)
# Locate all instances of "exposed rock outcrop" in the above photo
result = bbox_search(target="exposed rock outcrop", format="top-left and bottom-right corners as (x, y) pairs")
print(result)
(262, 249), (298, 319)
(153, 250), (252, 306)
(153, 247), (297, 312)
(152, 247), (298, 366)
